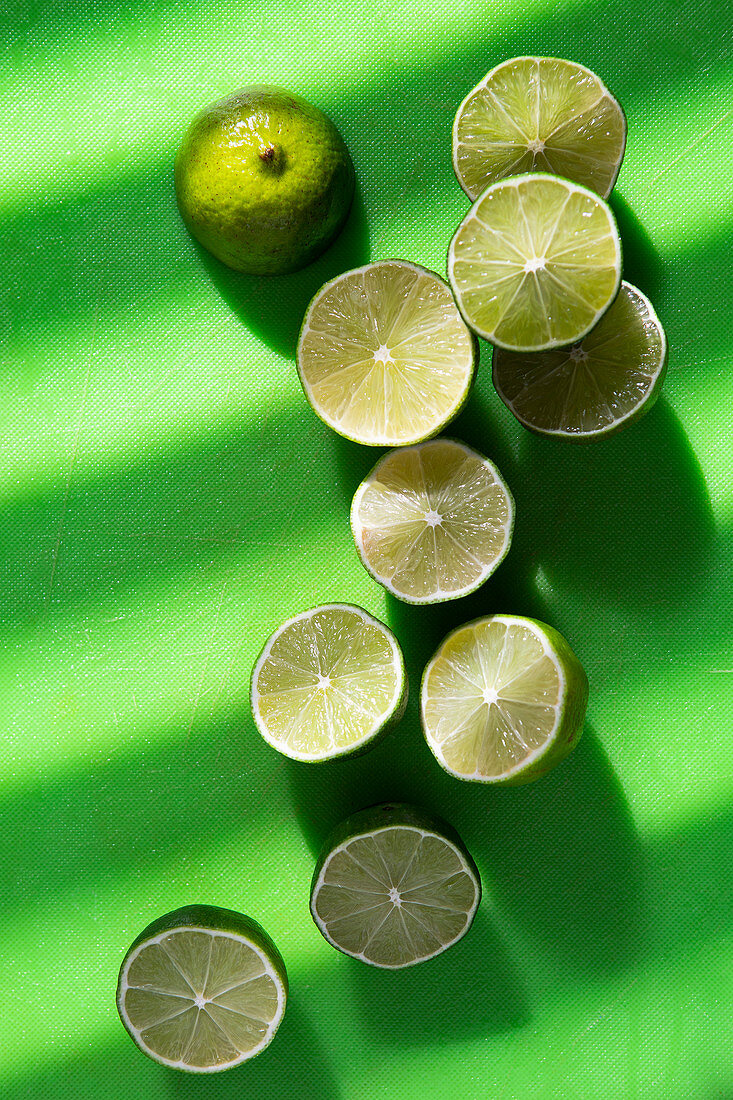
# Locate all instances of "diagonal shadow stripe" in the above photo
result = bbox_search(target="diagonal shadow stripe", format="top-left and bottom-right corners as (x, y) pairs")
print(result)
(3, 0), (727, 109)
(3, 701), (733, 996)
(3, 926), (731, 1099)
(0, 711), (284, 926)
(2, 5), (732, 1094)
(0, 400), (353, 632)
(1, 354), (725, 677)
(0, 994), (341, 1099)
(3, 0), (733, 359)
(5, 167), (730, 389)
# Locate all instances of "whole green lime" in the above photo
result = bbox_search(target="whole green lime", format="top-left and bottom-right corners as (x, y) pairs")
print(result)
(174, 86), (355, 275)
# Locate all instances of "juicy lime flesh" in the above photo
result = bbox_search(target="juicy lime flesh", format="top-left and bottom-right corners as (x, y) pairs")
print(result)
(353, 440), (513, 602)
(298, 262), (475, 446)
(449, 174), (621, 351)
(454, 57), (626, 200)
(313, 826), (479, 966)
(493, 282), (666, 437)
(121, 930), (280, 1069)
(254, 607), (402, 758)
(175, 86), (354, 274)
(423, 619), (562, 779)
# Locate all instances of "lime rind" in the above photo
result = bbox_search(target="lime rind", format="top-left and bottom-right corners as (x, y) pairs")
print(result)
(492, 280), (668, 442)
(250, 603), (408, 762)
(313, 802), (474, 856)
(350, 438), (515, 604)
(447, 172), (622, 353)
(310, 803), (481, 968)
(175, 86), (355, 275)
(296, 260), (478, 447)
(420, 614), (588, 785)
(116, 905), (287, 1073)
(452, 56), (627, 201)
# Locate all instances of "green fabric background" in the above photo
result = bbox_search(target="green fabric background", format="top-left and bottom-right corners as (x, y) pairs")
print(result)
(2, 1), (732, 1096)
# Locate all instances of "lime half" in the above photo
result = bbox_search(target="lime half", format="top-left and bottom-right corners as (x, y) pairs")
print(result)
(116, 905), (287, 1073)
(453, 56), (626, 201)
(350, 439), (514, 604)
(492, 281), (667, 441)
(251, 604), (407, 761)
(448, 173), (621, 352)
(310, 803), (481, 968)
(421, 615), (588, 785)
(297, 260), (477, 446)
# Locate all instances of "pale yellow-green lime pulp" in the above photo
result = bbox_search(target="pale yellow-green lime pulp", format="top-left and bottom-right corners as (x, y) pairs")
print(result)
(351, 439), (514, 603)
(297, 261), (476, 446)
(251, 605), (406, 760)
(311, 823), (480, 967)
(448, 173), (621, 352)
(492, 281), (667, 440)
(119, 929), (283, 1070)
(453, 56), (626, 200)
(421, 616), (588, 784)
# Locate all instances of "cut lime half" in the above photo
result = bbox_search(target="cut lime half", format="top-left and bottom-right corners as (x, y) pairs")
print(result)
(351, 439), (514, 604)
(453, 56), (626, 201)
(251, 604), (407, 761)
(297, 260), (477, 446)
(116, 905), (287, 1073)
(421, 615), (588, 785)
(448, 172), (622, 352)
(492, 281), (667, 441)
(310, 803), (481, 968)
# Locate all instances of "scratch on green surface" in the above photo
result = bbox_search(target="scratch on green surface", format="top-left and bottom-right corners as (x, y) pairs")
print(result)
(46, 298), (100, 608)
(3, 0), (733, 1096)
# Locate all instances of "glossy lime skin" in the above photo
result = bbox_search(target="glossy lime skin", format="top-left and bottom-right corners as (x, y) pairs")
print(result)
(175, 86), (355, 274)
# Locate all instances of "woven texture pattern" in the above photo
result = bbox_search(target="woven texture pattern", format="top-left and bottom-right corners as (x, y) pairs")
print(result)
(2, 1), (732, 1097)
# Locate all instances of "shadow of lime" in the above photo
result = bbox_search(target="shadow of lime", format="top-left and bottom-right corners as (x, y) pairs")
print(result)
(287, 711), (642, 982)
(347, 905), (530, 1043)
(8, 999), (339, 1100)
(446, 365), (548, 620)
(332, 431), (387, 510)
(610, 189), (665, 301)
(194, 180), (370, 358)
(700, 1077), (733, 1100)
(1, 400), (344, 631)
(479, 723), (644, 975)
(168, 998), (339, 1099)
(328, 297), (715, 673)
(516, 397), (714, 633)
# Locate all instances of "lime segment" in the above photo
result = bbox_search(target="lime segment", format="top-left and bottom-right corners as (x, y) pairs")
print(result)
(251, 604), (407, 761)
(453, 56), (626, 200)
(448, 172), (622, 352)
(351, 439), (514, 604)
(297, 261), (477, 446)
(117, 906), (287, 1072)
(492, 281), (667, 440)
(421, 615), (588, 784)
(310, 804), (481, 967)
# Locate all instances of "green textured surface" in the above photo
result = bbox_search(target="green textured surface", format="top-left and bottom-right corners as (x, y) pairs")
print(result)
(2, 2), (732, 1097)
